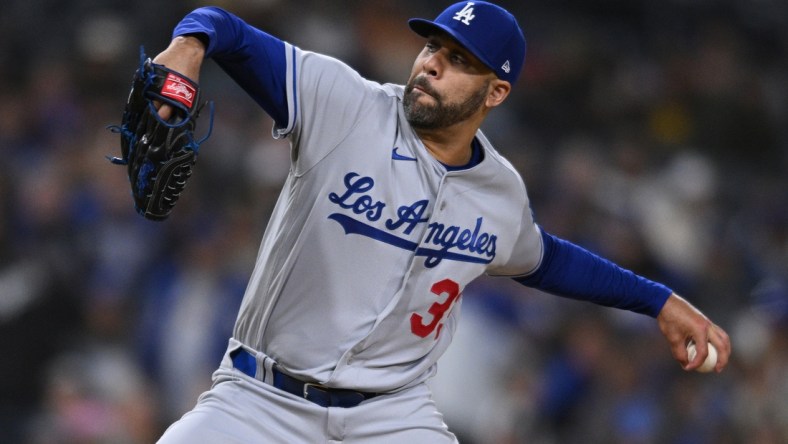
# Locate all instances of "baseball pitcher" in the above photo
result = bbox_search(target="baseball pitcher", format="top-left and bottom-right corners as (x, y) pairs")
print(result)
(110, 2), (731, 443)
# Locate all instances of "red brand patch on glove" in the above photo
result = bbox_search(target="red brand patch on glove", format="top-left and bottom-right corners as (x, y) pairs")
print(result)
(161, 73), (196, 108)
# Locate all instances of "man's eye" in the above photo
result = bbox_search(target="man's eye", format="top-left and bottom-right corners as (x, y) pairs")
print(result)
(451, 54), (466, 65)
(425, 43), (438, 52)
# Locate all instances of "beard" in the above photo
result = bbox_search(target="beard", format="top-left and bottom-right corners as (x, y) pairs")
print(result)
(403, 76), (489, 130)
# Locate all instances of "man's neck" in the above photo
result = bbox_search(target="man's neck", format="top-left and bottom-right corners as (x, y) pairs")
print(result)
(415, 124), (479, 167)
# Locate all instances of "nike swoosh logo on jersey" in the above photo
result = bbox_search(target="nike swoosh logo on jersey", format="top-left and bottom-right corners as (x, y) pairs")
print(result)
(392, 147), (417, 162)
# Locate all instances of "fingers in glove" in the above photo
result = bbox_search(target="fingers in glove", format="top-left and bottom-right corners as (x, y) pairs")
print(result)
(157, 102), (174, 121)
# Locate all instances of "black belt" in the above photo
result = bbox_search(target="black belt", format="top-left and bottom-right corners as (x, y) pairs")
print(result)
(230, 348), (378, 408)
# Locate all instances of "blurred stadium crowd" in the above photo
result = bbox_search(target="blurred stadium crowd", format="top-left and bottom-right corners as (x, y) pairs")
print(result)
(0, 0), (786, 443)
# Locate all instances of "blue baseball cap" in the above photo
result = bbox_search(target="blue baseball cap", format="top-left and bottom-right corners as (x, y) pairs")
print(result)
(408, 1), (526, 84)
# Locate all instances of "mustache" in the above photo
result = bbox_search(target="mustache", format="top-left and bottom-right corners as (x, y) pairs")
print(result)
(406, 76), (440, 100)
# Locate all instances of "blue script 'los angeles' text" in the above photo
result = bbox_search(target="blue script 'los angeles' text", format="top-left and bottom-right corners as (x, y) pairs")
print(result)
(328, 172), (497, 267)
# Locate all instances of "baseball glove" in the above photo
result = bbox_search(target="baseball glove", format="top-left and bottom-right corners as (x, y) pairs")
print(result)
(108, 47), (213, 221)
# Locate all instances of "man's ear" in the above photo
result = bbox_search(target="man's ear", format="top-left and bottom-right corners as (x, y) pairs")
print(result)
(486, 79), (511, 108)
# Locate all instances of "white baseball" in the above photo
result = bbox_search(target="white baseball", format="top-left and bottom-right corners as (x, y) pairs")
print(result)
(686, 341), (718, 373)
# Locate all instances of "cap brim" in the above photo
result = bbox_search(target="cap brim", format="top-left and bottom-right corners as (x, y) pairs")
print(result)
(408, 18), (497, 75)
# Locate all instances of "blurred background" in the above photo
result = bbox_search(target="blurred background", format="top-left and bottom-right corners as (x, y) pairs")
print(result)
(0, 0), (786, 443)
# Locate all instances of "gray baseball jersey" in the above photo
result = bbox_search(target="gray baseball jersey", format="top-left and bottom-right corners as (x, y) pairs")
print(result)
(232, 44), (543, 394)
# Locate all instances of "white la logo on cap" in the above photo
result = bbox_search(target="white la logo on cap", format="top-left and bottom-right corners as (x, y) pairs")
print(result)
(453, 2), (476, 25)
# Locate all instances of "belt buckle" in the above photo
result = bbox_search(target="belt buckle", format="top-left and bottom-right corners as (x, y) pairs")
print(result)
(303, 382), (326, 399)
(303, 383), (370, 408)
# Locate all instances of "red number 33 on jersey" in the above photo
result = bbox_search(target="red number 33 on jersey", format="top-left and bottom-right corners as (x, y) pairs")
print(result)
(410, 279), (462, 340)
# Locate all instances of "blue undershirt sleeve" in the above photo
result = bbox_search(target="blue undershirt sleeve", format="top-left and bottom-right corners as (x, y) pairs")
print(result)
(514, 229), (671, 317)
(173, 7), (288, 127)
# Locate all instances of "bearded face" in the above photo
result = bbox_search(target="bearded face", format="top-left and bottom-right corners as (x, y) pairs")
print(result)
(403, 75), (489, 130)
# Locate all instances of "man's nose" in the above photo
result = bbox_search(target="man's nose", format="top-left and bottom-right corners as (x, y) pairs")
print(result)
(421, 51), (444, 78)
